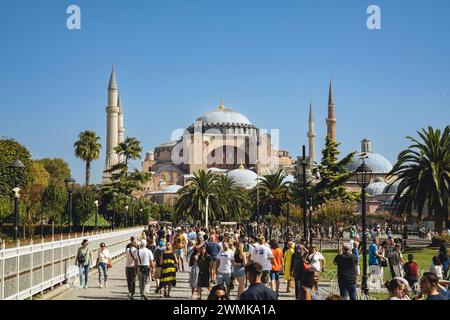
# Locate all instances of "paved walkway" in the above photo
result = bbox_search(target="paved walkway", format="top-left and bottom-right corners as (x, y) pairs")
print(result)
(51, 257), (335, 300)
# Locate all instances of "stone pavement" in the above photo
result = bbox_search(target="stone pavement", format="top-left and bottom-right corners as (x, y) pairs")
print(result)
(50, 256), (333, 300)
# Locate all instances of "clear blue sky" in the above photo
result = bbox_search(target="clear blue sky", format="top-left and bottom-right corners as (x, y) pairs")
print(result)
(1, 0), (449, 184)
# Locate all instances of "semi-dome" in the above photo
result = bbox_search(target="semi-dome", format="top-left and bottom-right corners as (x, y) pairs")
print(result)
(383, 180), (401, 195)
(196, 102), (252, 126)
(366, 178), (388, 196)
(346, 139), (393, 174)
(161, 184), (183, 193)
(227, 166), (257, 189)
(282, 175), (295, 184)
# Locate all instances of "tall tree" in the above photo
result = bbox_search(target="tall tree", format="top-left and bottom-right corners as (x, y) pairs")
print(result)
(388, 126), (450, 232)
(252, 169), (290, 219)
(72, 186), (97, 228)
(313, 136), (358, 205)
(175, 170), (219, 222)
(74, 130), (102, 186)
(215, 174), (248, 221)
(114, 137), (143, 173)
(35, 158), (71, 186)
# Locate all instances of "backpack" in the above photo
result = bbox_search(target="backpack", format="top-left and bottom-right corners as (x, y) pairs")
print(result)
(77, 249), (88, 265)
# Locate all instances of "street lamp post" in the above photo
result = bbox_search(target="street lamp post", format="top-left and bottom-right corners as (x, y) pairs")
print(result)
(286, 202), (290, 242)
(269, 204), (273, 240)
(205, 193), (215, 229)
(94, 200), (99, 230)
(112, 192), (118, 229)
(125, 205), (129, 228)
(64, 177), (75, 234)
(9, 160), (25, 241)
(356, 157), (372, 296)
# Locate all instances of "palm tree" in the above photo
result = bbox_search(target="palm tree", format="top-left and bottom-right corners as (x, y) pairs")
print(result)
(388, 126), (450, 232)
(175, 170), (219, 222)
(214, 174), (248, 221)
(74, 130), (101, 186)
(115, 137), (143, 174)
(252, 169), (290, 220)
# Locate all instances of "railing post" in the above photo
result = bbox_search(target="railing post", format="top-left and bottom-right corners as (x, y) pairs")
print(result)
(1, 240), (5, 300)
(30, 238), (34, 300)
(41, 237), (44, 296)
(16, 239), (20, 300)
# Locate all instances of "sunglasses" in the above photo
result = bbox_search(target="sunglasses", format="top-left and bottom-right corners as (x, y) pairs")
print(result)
(215, 295), (227, 300)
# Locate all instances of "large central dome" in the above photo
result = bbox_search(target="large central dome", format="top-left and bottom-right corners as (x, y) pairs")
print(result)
(195, 103), (252, 126)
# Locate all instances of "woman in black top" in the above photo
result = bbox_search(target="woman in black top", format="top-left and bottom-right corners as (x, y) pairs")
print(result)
(197, 246), (211, 300)
(291, 245), (306, 300)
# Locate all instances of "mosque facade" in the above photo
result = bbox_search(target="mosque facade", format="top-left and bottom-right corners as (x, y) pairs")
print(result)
(101, 68), (397, 214)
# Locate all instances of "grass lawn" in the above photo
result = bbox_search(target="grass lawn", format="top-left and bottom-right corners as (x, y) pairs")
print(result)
(83, 214), (110, 227)
(321, 247), (438, 279)
(319, 247), (438, 300)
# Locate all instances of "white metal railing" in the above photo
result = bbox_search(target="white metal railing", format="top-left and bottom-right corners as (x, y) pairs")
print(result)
(0, 227), (144, 300)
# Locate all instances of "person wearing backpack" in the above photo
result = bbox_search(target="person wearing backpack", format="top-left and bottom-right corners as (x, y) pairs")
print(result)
(75, 239), (93, 289)
(404, 254), (419, 293)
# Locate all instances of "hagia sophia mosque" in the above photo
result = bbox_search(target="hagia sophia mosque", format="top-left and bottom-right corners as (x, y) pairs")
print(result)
(101, 67), (399, 214)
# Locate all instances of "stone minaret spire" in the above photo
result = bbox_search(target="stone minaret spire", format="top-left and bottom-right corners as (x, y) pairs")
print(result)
(326, 80), (337, 142)
(102, 65), (120, 184)
(117, 93), (125, 163)
(307, 100), (316, 164)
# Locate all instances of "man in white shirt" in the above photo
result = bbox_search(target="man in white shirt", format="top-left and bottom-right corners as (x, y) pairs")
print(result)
(306, 245), (326, 272)
(134, 240), (154, 300)
(249, 236), (273, 285)
(216, 241), (235, 295)
(125, 237), (138, 300)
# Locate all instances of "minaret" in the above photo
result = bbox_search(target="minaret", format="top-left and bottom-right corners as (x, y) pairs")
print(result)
(307, 101), (316, 164)
(326, 80), (337, 142)
(102, 66), (120, 184)
(117, 93), (125, 163)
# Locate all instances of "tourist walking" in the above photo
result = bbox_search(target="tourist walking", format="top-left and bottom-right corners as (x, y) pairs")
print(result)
(234, 242), (248, 299)
(299, 268), (322, 300)
(248, 236), (273, 285)
(390, 244), (404, 278)
(135, 240), (154, 300)
(160, 242), (178, 298)
(189, 247), (200, 299)
(174, 228), (186, 272)
(306, 245), (325, 273)
(291, 244), (306, 299)
(153, 239), (166, 293)
(216, 241), (234, 295)
(125, 237), (137, 299)
(283, 242), (295, 293)
(76, 239), (93, 289)
(333, 243), (358, 300)
(197, 245), (211, 300)
(96, 242), (111, 288)
(269, 239), (283, 296)
(240, 262), (277, 300)
(368, 238), (385, 284)
(206, 236), (221, 284)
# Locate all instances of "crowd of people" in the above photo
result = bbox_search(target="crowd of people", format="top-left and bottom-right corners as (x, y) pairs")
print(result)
(74, 222), (450, 301)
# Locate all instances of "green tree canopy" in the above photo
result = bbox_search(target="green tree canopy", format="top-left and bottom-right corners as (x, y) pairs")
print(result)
(388, 126), (450, 232)
(35, 158), (71, 186)
(74, 130), (102, 186)
(313, 136), (358, 205)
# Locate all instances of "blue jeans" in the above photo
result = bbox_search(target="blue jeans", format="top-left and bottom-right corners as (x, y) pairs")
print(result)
(216, 272), (231, 286)
(78, 265), (89, 287)
(98, 262), (108, 283)
(338, 282), (357, 300)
